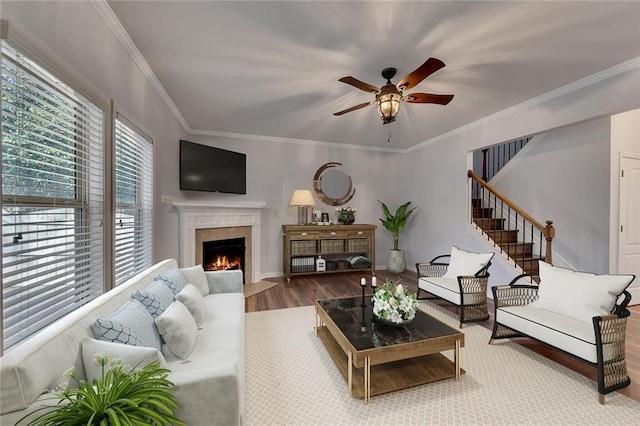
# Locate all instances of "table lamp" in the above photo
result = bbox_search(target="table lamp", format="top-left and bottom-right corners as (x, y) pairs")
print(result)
(289, 189), (315, 225)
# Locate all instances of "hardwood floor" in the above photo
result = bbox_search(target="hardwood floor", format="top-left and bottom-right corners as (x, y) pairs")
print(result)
(245, 270), (640, 403)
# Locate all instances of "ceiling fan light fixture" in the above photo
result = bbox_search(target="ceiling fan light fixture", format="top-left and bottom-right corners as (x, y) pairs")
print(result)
(377, 88), (401, 125)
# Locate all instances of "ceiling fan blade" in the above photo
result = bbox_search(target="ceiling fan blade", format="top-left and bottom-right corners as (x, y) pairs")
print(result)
(404, 93), (454, 105)
(333, 102), (373, 116)
(397, 57), (446, 91)
(338, 76), (380, 93)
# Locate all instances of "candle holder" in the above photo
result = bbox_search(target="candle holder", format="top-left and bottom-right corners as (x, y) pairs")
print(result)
(360, 277), (366, 307)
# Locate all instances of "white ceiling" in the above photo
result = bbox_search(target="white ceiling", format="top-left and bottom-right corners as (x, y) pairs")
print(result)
(106, 1), (640, 151)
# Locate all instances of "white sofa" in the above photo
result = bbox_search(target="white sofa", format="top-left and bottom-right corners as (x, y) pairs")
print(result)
(490, 261), (635, 404)
(0, 259), (245, 425)
(416, 246), (494, 327)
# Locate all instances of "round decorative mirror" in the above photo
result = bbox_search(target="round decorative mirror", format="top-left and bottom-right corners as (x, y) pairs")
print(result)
(313, 162), (356, 206)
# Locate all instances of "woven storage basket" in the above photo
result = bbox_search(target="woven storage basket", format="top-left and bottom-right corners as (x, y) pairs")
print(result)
(320, 239), (344, 254)
(291, 240), (316, 256)
(347, 238), (370, 252)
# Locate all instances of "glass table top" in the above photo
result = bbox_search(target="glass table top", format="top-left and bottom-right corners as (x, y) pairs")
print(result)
(316, 296), (461, 351)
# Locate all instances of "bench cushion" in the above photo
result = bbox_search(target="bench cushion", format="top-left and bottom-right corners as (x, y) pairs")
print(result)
(496, 305), (597, 363)
(528, 261), (634, 324)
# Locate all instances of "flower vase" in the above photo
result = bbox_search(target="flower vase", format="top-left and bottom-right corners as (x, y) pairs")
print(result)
(338, 211), (355, 225)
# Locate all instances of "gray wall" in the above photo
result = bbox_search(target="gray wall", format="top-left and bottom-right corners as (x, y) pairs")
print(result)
(3, 1), (640, 286)
(491, 118), (611, 273)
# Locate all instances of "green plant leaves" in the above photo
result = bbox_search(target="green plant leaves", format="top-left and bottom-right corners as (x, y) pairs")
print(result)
(378, 200), (416, 250)
(17, 360), (185, 426)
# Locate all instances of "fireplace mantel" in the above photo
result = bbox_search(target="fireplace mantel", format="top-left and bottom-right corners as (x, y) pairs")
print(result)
(169, 199), (266, 283)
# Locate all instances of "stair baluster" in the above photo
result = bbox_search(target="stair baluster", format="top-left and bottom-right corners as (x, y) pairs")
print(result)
(467, 170), (554, 275)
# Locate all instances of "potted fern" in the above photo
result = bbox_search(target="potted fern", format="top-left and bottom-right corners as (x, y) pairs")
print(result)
(379, 200), (416, 273)
(18, 354), (185, 426)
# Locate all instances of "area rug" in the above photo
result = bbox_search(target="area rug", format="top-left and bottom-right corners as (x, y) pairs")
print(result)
(245, 301), (640, 425)
(243, 280), (279, 298)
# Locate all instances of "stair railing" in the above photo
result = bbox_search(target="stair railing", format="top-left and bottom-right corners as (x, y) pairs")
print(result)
(467, 170), (555, 273)
(480, 137), (530, 182)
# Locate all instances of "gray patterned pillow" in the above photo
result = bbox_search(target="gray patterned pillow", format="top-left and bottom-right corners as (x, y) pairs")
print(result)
(156, 268), (189, 295)
(132, 280), (175, 318)
(92, 299), (161, 350)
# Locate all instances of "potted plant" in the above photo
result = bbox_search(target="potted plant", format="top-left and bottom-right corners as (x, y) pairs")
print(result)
(18, 354), (185, 426)
(379, 200), (416, 273)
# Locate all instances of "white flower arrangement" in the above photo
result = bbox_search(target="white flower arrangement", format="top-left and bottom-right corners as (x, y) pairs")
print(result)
(372, 280), (418, 324)
(336, 206), (357, 213)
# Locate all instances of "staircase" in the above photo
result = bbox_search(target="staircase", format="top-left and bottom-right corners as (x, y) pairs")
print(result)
(468, 171), (555, 276)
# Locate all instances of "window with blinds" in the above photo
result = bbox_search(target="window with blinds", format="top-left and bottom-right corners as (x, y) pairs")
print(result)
(1, 41), (105, 350)
(114, 116), (153, 286)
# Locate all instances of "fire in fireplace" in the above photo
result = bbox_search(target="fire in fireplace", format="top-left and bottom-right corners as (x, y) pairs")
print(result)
(203, 237), (245, 283)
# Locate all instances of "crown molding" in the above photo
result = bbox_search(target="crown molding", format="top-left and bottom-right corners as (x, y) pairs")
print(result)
(404, 57), (640, 154)
(188, 128), (403, 153)
(90, 0), (192, 132)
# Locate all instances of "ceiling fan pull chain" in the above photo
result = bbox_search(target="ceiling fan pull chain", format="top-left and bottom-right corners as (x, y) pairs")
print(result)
(387, 126), (391, 143)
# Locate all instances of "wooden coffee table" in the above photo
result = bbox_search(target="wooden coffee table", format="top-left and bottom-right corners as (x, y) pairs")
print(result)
(315, 296), (465, 404)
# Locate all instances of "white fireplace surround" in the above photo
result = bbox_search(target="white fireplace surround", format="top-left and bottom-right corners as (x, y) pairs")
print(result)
(170, 200), (266, 283)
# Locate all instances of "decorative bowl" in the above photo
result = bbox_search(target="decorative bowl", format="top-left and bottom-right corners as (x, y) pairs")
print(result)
(374, 315), (412, 327)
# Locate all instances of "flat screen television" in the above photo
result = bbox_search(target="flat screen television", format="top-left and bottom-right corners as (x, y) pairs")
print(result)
(179, 140), (247, 194)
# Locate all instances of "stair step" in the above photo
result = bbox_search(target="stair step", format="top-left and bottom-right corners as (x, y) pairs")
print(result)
(472, 198), (483, 208)
(503, 242), (534, 257)
(472, 207), (493, 218)
(475, 218), (505, 230)
(484, 230), (519, 243)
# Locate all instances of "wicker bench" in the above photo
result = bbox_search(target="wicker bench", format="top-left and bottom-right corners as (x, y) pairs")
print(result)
(416, 247), (494, 328)
(489, 261), (635, 404)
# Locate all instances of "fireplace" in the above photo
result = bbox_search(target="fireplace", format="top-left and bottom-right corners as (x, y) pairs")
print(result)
(203, 237), (246, 283)
(173, 200), (265, 284)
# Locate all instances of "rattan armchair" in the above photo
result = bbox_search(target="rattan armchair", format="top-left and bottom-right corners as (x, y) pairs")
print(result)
(416, 253), (492, 328)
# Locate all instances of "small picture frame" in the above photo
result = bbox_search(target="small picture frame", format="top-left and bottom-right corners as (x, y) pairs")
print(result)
(321, 212), (330, 223)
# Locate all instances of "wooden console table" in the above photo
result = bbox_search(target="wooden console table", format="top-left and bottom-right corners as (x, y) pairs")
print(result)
(282, 224), (376, 282)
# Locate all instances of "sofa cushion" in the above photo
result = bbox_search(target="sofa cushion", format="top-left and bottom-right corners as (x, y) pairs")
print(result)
(528, 261), (634, 324)
(419, 276), (462, 305)
(176, 283), (207, 326)
(92, 299), (161, 350)
(131, 279), (175, 319)
(443, 246), (494, 279)
(155, 301), (198, 360)
(81, 337), (167, 382)
(157, 268), (189, 295)
(179, 264), (210, 296)
(496, 305), (597, 363)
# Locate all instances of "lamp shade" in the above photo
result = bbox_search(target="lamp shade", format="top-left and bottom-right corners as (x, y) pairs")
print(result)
(289, 189), (315, 206)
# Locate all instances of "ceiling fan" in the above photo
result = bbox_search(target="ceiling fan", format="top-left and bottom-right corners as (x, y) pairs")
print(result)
(333, 57), (454, 124)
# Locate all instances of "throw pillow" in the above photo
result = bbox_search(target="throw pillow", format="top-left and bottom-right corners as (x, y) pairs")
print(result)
(92, 299), (161, 350)
(528, 261), (634, 324)
(132, 279), (175, 318)
(81, 338), (167, 382)
(175, 283), (207, 326)
(156, 268), (189, 295)
(443, 246), (494, 279)
(155, 301), (198, 360)
(179, 264), (210, 296)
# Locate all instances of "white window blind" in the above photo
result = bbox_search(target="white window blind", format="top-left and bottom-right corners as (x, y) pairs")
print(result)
(114, 116), (153, 285)
(1, 41), (105, 350)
